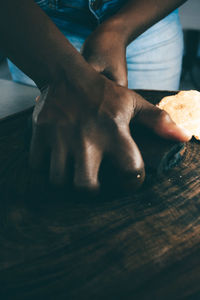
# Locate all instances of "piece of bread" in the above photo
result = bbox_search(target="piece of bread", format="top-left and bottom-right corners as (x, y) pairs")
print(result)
(157, 90), (200, 140)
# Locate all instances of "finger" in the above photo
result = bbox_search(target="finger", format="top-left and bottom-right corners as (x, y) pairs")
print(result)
(74, 140), (102, 192)
(132, 92), (192, 142)
(110, 129), (145, 190)
(101, 68), (128, 87)
(49, 135), (68, 186)
(29, 124), (50, 170)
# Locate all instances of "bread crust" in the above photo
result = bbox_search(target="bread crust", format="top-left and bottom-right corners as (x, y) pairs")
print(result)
(157, 90), (200, 140)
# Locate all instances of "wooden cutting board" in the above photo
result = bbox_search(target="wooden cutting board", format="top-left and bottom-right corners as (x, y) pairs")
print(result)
(0, 89), (200, 300)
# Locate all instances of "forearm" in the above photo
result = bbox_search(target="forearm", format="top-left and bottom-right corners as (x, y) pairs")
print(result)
(0, 0), (94, 89)
(97, 0), (187, 46)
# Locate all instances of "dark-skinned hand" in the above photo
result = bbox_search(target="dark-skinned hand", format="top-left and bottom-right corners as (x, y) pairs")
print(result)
(81, 26), (128, 87)
(30, 73), (192, 194)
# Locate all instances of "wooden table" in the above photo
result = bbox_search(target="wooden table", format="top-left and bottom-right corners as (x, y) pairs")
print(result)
(0, 80), (200, 299)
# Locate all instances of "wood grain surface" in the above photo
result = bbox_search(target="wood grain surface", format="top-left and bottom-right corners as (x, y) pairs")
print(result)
(0, 91), (200, 300)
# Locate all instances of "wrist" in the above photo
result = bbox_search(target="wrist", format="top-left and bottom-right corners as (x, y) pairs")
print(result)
(93, 18), (128, 47)
(98, 16), (131, 47)
(36, 47), (99, 92)
(41, 56), (106, 107)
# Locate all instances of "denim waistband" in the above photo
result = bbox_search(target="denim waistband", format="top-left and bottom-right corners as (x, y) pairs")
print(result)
(35, 0), (148, 25)
(34, 1), (179, 36)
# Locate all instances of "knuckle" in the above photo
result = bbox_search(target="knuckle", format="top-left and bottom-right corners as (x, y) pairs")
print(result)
(98, 102), (131, 133)
(117, 78), (128, 87)
(107, 116), (127, 135)
(98, 110), (120, 131)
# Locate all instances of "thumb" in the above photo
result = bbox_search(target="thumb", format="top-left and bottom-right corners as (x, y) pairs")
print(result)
(132, 92), (192, 142)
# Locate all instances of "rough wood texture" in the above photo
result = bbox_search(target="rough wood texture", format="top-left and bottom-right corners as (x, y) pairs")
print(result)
(0, 91), (199, 300)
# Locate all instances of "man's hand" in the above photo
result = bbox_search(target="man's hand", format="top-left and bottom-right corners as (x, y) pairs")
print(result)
(82, 0), (187, 88)
(81, 26), (128, 87)
(30, 74), (192, 193)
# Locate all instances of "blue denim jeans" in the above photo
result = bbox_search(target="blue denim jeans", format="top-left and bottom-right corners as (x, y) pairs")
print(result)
(8, 0), (183, 90)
